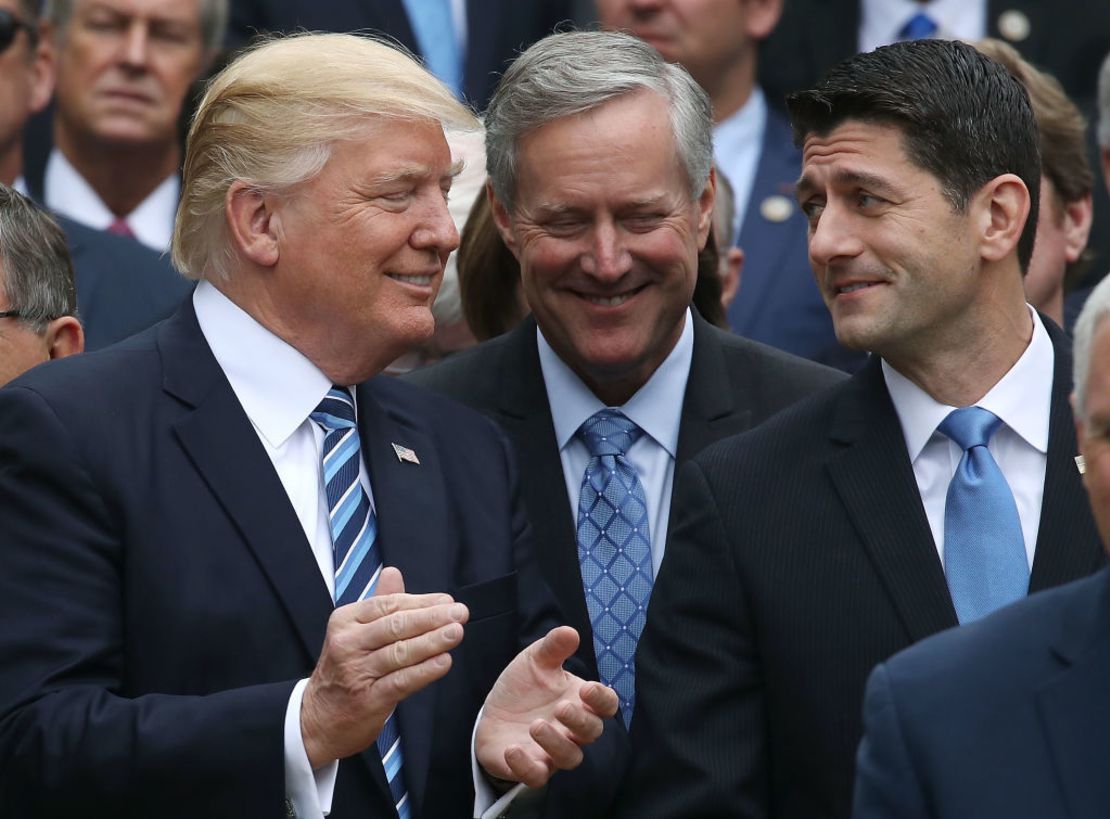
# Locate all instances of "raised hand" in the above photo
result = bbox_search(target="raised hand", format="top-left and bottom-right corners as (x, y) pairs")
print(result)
(300, 567), (469, 768)
(475, 626), (619, 788)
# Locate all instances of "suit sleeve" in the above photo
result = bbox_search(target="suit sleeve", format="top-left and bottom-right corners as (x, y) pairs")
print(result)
(615, 459), (768, 818)
(851, 664), (930, 819)
(0, 386), (294, 818)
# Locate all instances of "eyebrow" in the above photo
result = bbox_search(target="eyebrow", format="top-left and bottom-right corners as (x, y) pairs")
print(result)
(533, 194), (669, 215)
(369, 159), (465, 187)
(796, 169), (901, 201)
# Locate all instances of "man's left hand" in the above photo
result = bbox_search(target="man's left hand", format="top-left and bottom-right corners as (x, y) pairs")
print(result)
(475, 626), (619, 788)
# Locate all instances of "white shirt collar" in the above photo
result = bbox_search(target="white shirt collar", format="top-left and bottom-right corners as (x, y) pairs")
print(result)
(44, 147), (179, 252)
(537, 308), (694, 457)
(11, 176), (28, 197)
(192, 280), (335, 448)
(858, 0), (987, 52)
(882, 306), (1053, 461)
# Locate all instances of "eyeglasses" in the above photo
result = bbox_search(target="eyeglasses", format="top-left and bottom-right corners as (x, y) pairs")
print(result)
(0, 9), (36, 55)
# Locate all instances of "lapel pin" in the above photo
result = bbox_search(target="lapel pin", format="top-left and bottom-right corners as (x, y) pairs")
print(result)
(760, 194), (794, 223)
(1076, 454), (1086, 475)
(997, 10), (1030, 42)
(392, 442), (420, 464)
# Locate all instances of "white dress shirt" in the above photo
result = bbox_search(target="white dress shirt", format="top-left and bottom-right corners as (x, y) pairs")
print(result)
(194, 281), (374, 817)
(44, 148), (179, 253)
(858, 0), (987, 53)
(538, 309), (694, 576)
(882, 307), (1052, 570)
(712, 88), (767, 245)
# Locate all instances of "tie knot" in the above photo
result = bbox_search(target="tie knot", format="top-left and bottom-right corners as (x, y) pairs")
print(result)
(311, 386), (356, 432)
(938, 406), (1002, 451)
(577, 409), (643, 457)
(899, 11), (938, 40)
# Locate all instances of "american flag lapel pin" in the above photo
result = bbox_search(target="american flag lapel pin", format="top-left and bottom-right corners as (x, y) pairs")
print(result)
(392, 442), (420, 465)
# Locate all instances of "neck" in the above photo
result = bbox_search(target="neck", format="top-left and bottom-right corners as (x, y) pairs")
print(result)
(54, 125), (179, 217)
(885, 286), (1033, 407)
(0, 144), (21, 188)
(1037, 287), (1064, 328)
(698, 56), (756, 123)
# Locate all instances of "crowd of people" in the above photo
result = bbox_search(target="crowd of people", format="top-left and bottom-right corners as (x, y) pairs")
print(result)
(2, 1), (1110, 818)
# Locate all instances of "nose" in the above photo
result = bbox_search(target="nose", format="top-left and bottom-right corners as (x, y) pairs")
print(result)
(410, 193), (460, 257)
(580, 219), (632, 282)
(119, 21), (150, 69)
(807, 201), (864, 271)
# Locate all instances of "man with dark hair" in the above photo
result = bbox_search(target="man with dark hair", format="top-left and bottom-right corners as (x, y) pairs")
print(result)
(0, 183), (82, 385)
(618, 38), (1104, 819)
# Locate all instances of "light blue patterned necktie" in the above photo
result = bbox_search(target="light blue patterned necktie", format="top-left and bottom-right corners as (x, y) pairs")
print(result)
(312, 387), (410, 819)
(939, 406), (1029, 624)
(576, 409), (654, 728)
(898, 10), (938, 40)
(401, 0), (463, 99)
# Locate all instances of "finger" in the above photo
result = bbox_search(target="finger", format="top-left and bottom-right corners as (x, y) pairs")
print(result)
(374, 650), (454, 705)
(375, 566), (405, 596)
(367, 620), (466, 677)
(578, 680), (620, 719)
(529, 718), (584, 771)
(552, 699), (605, 745)
(503, 744), (554, 790)
(530, 626), (579, 673)
(358, 602), (469, 652)
(348, 591), (455, 624)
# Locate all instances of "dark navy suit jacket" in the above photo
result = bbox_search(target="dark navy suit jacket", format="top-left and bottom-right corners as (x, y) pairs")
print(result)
(226, 0), (574, 110)
(727, 108), (865, 372)
(854, 566), (1110, 819)
(58, 215), (192, 350)
(0, 301), (610, 818)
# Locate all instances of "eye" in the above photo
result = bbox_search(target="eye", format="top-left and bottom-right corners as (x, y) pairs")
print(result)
(799, 198), (825, 226)
(856, 191), (884, 210)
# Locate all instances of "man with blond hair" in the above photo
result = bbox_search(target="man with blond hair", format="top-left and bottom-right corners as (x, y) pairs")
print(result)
(0, 33), (617, 819)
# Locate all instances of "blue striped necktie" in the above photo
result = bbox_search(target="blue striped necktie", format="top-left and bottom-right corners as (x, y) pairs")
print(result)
(311, 386), (409, 819)
(939, 406), (1028, 624)
(576, 409), (654, 728)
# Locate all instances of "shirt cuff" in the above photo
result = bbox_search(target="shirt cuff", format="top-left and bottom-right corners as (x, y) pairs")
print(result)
(285, 678), (339, 817)
(471, 705), (530, 817)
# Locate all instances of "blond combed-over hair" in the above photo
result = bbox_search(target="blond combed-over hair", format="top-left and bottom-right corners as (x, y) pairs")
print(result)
(172, 32), (478, 280)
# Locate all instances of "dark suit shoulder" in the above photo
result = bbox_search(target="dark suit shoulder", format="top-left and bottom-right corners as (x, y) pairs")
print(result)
(708, 321), (846, 397)
(402, 329), (517, 407)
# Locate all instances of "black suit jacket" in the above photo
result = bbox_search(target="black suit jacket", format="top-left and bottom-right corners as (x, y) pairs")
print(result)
(853, 566), (1110, 819)
(226, 0), (574, 110)
(58, 215), (193, 350)
(407, 313), (845, 680)
(617, 318), (1105, 819)
(0, 301), (579, 818)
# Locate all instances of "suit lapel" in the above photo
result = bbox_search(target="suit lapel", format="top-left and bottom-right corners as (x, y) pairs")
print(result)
(356, 379), (451, 817)
(1031, 319), (1104, 591)
(491, 321), (597, 674)
(161, 304), (333, 664)
(825, 359), (958, 641)
(1035, 569), (1110, 818)
(675, 314), (753, 464)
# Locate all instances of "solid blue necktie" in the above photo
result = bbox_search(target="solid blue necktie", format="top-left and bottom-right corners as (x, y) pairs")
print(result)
(898, 11), (939, 40)
(401, 0), (463, 98)
(576, 409), (654, 728)
(312, 387), (410, 819)
(939, 406), (1028, 624)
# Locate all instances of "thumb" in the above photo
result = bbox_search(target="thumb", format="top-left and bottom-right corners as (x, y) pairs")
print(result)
(374, 566), (405, 597)
(531, 626), (579, 672)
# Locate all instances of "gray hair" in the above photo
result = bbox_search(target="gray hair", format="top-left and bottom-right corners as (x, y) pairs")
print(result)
(0, 185), (77, 334)
(1072, 275), (1110, 419)
(484, 30), (714, 210)
(1099, 49), (1110, 148)
(44, 0), (229, 54)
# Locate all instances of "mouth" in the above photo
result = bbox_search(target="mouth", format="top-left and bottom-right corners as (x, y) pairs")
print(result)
(577, 284), (647, 308)
(832, 280), (885, 296)
(387, 273), (437, 287)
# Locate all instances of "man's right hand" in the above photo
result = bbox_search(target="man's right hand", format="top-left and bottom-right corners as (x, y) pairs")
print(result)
(300, 567), (468, 768)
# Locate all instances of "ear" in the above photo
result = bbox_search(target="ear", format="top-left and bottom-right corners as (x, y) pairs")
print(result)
(487, 181), (521, 260)
(743, 0), (784, 40)
(226, 180), (280, 267)
(975, 174), (1030, 265)
(696, 167), (717, 250)
(43, 315), (83, 360)
(1061, 192), (1094, 263)
(28, 22), (55, 115)
(721, 246), (743, 309)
